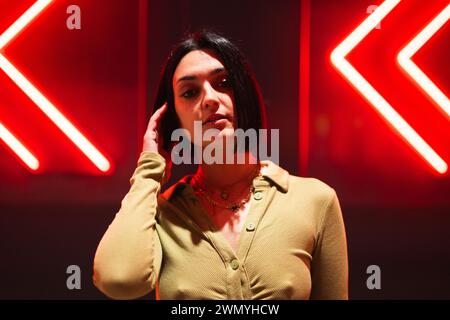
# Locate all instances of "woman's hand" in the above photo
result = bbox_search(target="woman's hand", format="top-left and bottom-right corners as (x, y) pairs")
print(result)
(142, 103), (172, 180)
(142, 103), (168, 153)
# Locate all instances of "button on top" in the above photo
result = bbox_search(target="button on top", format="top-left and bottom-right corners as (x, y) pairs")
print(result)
(253, 191), (263, 200)
(246, 222), (256, 231)
(230, 259), (240, 270)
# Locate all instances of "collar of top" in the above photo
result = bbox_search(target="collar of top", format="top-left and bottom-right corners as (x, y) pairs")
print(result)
(162, 160), (289, 201)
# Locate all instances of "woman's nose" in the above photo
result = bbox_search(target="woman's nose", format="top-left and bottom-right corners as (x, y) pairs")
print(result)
(201, 83), (220, 111)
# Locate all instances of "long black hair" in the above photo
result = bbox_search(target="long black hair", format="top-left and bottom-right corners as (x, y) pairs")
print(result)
(153, 29), (267, 152)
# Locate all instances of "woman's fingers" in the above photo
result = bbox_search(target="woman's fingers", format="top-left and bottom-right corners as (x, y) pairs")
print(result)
(146, 102), (168, 132)
(142, 103), (169, 154)
(142, 102), (172, 183)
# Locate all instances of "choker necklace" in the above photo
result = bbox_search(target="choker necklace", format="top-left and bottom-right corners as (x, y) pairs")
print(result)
(191, 165), (261, 213)
(194, 185), (254, 212)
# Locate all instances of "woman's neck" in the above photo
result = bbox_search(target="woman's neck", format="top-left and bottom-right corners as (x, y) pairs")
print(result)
(195, 151), (259, 191)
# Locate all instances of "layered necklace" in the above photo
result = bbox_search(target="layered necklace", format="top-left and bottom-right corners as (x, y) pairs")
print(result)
(191, 164), (261, 213)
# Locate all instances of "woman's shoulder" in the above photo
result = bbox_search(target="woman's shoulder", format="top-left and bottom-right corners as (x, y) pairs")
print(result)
(289, 175), (336, 196)
(264, 163), (341, 228)
(262, 160), (337, 201)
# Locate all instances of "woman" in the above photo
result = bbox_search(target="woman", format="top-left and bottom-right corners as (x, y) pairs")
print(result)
(93, 30), (348, 300)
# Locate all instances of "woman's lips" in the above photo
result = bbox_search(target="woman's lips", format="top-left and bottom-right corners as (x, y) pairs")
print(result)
(203, 114), (230, 126)
(203, 118), (229, 128)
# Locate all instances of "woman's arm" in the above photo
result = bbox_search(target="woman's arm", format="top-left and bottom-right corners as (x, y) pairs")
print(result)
(93, 152), (166, 300)
(310, 189), (349, 300)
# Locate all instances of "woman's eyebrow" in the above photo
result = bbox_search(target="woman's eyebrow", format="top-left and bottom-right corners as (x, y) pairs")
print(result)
(176, 67), (226, 84)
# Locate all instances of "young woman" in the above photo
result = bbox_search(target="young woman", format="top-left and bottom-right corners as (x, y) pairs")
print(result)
(93, 30), (348, 300)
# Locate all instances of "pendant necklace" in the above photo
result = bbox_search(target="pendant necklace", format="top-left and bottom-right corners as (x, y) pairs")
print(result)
(191, 165), (261, 213)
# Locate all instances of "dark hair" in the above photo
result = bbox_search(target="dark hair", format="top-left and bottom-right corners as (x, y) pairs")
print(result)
(153, 29), (267, 152)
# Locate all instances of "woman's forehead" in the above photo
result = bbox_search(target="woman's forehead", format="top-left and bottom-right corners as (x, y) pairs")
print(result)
(174, 50), (226, 82)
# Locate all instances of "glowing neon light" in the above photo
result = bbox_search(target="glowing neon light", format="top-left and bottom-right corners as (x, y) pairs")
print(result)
(398, 4), (450, 118)
(0, 1), (51, 171)
(0, 122), (39, 171)
(331, 0), (448, 174)
(0, 0), (53, 49)
(0, 0), (111, 173)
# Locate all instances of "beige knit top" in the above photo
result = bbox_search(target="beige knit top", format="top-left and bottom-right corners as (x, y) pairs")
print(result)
(93, 151), (348, 300)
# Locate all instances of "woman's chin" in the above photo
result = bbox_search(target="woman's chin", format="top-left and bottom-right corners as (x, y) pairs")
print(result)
(221, 127), (235, 137)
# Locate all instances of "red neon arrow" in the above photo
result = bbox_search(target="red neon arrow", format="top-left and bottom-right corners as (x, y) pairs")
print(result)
(331, 0), (448, 175)
(0, 0), (111, 173)
(0, 122), (39, 170)
(398, 4), (450, 118)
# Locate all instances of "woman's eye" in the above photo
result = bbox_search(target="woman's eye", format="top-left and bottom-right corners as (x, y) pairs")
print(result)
(218, 77), (231, 88)
(181, 89), (197, 98)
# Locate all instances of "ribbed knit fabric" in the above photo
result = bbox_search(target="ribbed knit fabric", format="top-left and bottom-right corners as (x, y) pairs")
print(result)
(93, 151), (348, 300)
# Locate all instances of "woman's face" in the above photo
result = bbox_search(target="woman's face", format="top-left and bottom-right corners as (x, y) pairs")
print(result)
(173, 49), (235, 147)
